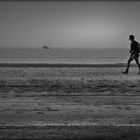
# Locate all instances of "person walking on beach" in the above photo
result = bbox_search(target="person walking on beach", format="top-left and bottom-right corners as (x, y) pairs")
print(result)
(122, 35), (140, 74)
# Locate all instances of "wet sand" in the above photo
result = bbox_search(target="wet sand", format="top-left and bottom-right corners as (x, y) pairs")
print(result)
(0, 66), (140, 139)
(0, 62), (136, 68)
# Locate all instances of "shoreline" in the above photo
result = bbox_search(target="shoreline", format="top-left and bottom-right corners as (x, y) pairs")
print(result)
(0, 63), (132, 67)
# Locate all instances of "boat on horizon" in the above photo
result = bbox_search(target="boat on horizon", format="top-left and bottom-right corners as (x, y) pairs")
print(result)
(43, 45), (49, 49)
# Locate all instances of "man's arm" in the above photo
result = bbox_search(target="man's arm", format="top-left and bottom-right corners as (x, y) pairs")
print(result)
(129, 43), (134, 53)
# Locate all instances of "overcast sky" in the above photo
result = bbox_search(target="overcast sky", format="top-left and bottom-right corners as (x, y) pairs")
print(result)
(0, 1), (140, 48)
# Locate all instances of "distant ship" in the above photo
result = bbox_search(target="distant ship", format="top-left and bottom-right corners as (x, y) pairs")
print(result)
(43, 45), (49, 49)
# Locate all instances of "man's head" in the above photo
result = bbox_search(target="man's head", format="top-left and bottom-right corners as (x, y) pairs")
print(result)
(129, 35), (135, 41)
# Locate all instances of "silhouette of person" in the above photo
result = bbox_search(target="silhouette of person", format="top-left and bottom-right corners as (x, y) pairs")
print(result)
(122, 35), (140, 74)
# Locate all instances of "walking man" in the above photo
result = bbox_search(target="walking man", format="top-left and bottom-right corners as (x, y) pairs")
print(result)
(122, 35), (140, 74)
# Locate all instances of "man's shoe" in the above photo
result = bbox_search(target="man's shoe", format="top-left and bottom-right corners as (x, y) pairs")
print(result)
(122, 71), (128, 74)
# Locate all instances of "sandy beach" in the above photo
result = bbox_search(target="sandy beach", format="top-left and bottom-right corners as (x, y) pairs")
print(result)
(0, 65), (140, 139)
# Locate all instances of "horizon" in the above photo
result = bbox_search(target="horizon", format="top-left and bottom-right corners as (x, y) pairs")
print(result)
(0, 46), (130, 51)
(1, 1), (140, 49)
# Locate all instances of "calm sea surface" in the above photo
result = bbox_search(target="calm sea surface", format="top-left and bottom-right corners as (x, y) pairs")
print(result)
(0, 48), (129, 64)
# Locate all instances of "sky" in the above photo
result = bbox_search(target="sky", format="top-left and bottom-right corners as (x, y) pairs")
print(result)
(0, 1), (140, 48)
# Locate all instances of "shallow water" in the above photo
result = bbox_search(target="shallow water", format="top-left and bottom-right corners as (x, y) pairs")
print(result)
(0, 47), (129, 64)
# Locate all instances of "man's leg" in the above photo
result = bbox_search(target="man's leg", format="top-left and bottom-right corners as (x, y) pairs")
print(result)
(123, 56), (133, 74)
(135, 58), (140, 73)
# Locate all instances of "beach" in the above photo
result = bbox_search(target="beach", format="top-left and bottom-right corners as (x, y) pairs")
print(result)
(0, 65), (140, 139)
(2, 0), (140, 139)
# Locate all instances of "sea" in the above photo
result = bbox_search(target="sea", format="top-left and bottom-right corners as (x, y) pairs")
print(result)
(0, 47), (129, 64)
